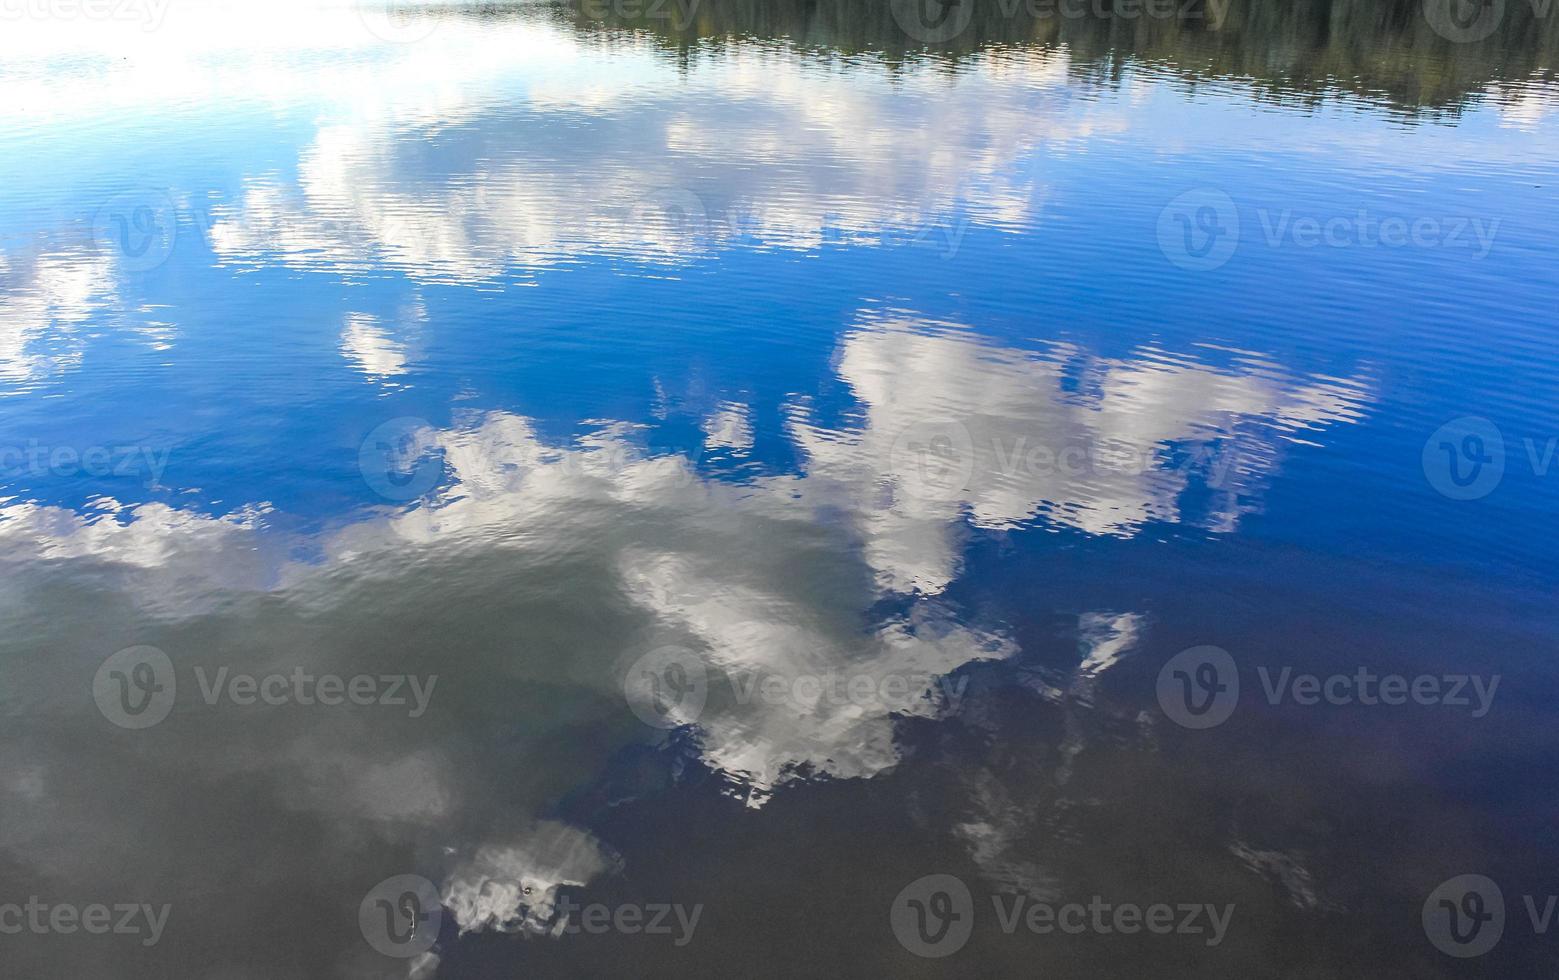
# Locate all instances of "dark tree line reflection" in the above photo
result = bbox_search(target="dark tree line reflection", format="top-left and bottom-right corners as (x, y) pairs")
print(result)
(507, 0), (1555, 115)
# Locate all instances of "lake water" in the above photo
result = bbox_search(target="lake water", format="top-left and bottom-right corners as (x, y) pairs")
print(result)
(2, 1), (1557, 976)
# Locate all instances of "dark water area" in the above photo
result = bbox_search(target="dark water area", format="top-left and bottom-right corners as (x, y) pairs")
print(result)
(0, 0), (1556, 976)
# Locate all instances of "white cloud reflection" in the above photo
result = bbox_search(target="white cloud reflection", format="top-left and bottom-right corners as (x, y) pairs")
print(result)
(0, 246), (117, 386)
(0, 309), (1372, 972)
(195, 31), (1097, 280)
(700, 402), (752, 454)
(341, 310), (412, 379)
(789, 313), (1370, 593)
(0, 312), (1370, 765)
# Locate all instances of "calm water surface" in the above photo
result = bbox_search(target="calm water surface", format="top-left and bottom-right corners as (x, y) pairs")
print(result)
(1, 1), (1557, 976)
